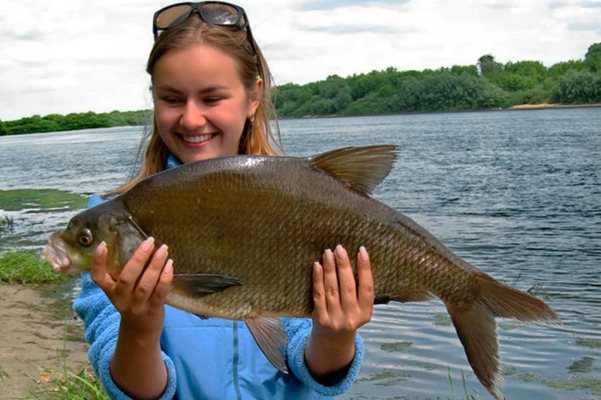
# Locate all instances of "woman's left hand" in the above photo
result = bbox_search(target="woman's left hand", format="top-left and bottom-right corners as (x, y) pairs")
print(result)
(305, 245), (374, 380)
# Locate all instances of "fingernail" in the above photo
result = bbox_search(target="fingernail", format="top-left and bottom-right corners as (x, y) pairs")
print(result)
(95, 241), (106, 257)
(324, 248), (333, 261)
(359, 246), (368, 262)
(156, 244), (168, 258)
(335, 244), (345, 258)
(141, 236), (155, 252)
(163, 259), (173, 274)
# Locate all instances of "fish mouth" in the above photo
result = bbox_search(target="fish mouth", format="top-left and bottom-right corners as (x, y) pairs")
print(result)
(43, 232), (73, 273)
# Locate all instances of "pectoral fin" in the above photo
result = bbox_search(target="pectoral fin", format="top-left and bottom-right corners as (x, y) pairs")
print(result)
(245, 317), (289, 374)
(172, 273), (242, 296)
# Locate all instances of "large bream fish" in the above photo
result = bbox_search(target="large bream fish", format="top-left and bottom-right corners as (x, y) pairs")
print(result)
(44, 145), (558, 399)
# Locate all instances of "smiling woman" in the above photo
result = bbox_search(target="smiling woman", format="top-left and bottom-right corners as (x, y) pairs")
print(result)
(152, 44), (261, 163)
(70, 2), (374, 400)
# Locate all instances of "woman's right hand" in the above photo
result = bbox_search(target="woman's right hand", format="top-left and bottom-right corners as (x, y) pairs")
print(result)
(90, 236), (174, 337)
(91, 237), (173, 398)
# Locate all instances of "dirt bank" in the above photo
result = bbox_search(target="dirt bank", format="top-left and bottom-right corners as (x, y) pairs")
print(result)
(0, 282), (88, 399)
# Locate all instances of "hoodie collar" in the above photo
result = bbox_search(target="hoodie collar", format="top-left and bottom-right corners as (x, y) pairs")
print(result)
(166, 153), (183, 170)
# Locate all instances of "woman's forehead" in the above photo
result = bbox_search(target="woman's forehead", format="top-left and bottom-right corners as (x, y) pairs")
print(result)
(153, 45), (245, 88)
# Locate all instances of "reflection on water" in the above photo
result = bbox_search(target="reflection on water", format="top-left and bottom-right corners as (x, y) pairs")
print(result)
(1, 109), (600, 399)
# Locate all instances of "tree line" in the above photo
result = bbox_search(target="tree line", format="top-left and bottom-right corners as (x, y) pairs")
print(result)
(274, 42), (601, 117)
(1, 43), (600, 135)
(0, 110), (152, 136)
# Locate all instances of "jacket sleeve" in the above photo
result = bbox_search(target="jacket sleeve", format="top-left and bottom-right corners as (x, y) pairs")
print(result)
(73, 274), (177, 400)
(283, 318), (364, 397)
(71, 195), (177, 399)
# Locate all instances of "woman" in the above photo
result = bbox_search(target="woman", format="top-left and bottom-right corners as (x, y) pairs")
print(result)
(74, 2), (374, 399)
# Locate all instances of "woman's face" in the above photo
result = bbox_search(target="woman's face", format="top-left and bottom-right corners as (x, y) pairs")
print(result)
(152, 44), (261, 164)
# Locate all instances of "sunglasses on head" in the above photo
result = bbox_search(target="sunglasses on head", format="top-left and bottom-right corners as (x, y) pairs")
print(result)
(152, 1), (257, 55)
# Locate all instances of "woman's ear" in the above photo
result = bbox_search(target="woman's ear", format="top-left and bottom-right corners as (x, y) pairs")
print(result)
(248, 77), (263, 118)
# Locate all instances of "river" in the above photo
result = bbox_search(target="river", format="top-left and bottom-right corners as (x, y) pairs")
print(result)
(1, 108), (600, 399)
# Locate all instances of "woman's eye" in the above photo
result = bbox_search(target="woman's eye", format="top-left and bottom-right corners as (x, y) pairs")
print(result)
(77, 228), (94, 247)
(161, 96), (181, 105)
(205, 97), (223, 105)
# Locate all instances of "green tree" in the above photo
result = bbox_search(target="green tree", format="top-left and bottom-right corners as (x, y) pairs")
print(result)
(478, 55), (504, 75)
(347, 70), (389, 100)
(486, 72), (537, 92)
(0, 120), (6, 135)
(505, 61), (547, 82)
(548, 60), (586, 79)
(392, 77), (423, 111)
(585, 43), (601, 61)
(584, 43), (601, 72)
(450, 65), (478, 76)
(553, 70), (600, 103)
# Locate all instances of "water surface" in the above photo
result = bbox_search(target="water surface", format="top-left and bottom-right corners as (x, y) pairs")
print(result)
(1, 109), (600, 399)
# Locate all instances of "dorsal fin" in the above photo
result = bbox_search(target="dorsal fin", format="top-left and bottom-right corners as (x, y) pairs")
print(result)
(310, 145), (399, 195)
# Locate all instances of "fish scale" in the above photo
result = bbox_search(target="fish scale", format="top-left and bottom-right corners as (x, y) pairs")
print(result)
(44, 144), (559, 399)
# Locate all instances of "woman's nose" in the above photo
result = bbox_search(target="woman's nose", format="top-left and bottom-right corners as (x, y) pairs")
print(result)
(180, 100), (207, 130)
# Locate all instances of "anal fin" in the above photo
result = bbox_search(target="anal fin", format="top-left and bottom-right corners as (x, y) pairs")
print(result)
(245, 317), (289, 374)
(447, 302), (502, 400)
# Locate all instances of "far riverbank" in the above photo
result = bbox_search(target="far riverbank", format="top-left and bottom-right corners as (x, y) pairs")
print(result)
(509, 102), (601, 110)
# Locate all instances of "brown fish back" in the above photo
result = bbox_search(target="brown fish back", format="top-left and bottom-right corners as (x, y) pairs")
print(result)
(112, 145), (559, 399)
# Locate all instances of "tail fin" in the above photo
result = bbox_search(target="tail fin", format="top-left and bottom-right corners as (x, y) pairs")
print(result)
(446, 275), (560, 400)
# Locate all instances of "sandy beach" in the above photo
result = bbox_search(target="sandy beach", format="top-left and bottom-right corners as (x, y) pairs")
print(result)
(509, 102), (601, 110)
(0, 282), (88, 399)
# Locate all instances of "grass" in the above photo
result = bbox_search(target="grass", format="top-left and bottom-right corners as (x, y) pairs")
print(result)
(433, 313), (452, 327)
(356, 370), (412, 386)
(381, 341), (413, 352)
(448, 369), (481, 400)
(544, 376), (601, 396)
(25, 365), (108, 400)
(568, 356), (596, 373)
(0, 363), (9, 381)
(0, 211), (14, 231)
(576, 338), (601, 349)
(0, 251), (67, 284)
(0, 189), (86, 212)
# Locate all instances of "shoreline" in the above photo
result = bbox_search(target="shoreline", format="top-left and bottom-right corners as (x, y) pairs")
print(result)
(280, 102), (601, 121)
(508, 102), (601, 110)
(2, 103), (600, 136)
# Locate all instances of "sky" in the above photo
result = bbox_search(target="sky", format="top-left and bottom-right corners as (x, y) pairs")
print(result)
(2, 0), (601, 120)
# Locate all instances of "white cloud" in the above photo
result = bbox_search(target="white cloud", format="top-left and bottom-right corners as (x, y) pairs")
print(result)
(1, 0), (600, 120)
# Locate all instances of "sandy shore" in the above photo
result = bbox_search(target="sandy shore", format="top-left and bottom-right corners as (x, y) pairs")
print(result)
(0, 282), (88, 399)
(509, 102), (601, 110)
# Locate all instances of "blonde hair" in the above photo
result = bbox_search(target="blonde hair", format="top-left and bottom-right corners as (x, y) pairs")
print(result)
(109, 17), (281, 195)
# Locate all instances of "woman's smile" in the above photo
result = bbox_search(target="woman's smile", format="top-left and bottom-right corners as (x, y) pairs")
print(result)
(177, 132), (218, 146)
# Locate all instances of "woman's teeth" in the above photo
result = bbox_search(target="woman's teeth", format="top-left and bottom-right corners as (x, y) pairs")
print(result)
(181, 134), (213, 143)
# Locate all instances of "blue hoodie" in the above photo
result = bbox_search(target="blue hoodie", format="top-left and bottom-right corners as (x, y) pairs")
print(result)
(72, 155), (364, 399)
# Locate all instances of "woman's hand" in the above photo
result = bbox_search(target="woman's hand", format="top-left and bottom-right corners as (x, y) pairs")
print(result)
(91, 236), (173, 335)
(90, 236), (173, 399)
(305, 245), (374, 382)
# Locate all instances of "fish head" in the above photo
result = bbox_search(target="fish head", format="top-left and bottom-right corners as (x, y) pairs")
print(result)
(44, 209), (129, 278)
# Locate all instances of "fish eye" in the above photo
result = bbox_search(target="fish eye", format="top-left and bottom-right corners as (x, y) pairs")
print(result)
(77, 228), (94, 247)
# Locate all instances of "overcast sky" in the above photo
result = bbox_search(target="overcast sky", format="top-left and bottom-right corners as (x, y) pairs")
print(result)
(2, 0), (600, 120)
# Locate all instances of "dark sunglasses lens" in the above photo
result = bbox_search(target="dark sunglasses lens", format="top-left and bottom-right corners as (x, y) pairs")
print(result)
(156, 4), (193, 29)
(200, 3), (241, 25)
